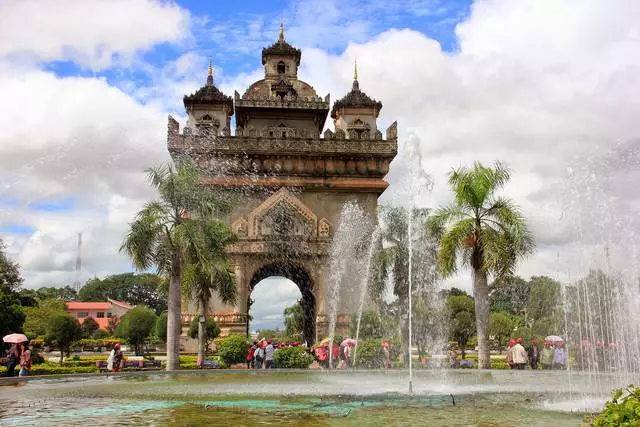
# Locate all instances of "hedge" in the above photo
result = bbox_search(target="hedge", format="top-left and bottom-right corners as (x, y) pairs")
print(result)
(353, 339), (384, 369)
(214, 335), (248, 365)
(273, 347), (313, 368)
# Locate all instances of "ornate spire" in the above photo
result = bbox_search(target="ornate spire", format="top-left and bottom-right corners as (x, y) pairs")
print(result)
(354, 58), (358, 81)
(279, 18), (285, 42)
(207, 56), (213, 86)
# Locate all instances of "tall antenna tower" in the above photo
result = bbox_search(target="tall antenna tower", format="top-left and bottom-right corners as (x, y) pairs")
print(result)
(74, 232), (82, 294)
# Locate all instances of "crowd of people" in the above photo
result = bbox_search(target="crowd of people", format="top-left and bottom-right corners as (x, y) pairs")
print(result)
(246, 339), (303, 369)
(3, 342), (31, 377)
(575, 339), (620, 371)
(504, 338), (569, 370)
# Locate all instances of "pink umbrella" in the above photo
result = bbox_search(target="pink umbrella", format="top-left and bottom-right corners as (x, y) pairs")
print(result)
(341, 338), (356, 347)
(2, 333), (28, 344)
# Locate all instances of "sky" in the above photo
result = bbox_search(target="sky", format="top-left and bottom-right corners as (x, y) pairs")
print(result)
(1, 0), (639, 330)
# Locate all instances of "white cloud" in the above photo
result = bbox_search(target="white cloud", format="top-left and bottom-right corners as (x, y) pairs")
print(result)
(0, 0), (191, 69)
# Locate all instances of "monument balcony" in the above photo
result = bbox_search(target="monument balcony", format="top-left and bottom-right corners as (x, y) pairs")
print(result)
(234, 92), (330, 111)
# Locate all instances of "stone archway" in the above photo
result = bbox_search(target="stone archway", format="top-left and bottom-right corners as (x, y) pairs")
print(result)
(248, 262), (315, 346)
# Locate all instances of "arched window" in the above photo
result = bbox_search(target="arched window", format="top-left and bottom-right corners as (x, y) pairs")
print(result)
(277, 61), (286, 74)
(201, 114), (212, 121)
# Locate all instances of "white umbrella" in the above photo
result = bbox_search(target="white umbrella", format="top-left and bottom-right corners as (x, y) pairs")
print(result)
(545, 335), (564, 343)
(2, 333), (28, 344)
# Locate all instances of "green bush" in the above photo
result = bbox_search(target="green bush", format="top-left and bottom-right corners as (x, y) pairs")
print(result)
(115, 306), (156, 355)
(92, 329), (110, 339)
(273, 346), (313, 368)
(187, 316), (221, 353)
(46, 313), (82, 363)
(155, 312), (167, 343)
(591, 385), (640, 426)
(214, 334), (248, 365)
(353, 339), (384, 369)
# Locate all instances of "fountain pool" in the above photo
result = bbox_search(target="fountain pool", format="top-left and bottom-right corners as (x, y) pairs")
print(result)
(0, 369), (620, 426)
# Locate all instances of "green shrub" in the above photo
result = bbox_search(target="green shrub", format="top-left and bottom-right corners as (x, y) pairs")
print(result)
(92, 329), (110, 339)
(591, 385), (640, 426)
(214, 334), (248, 365)
(155, 312), (167, 343)
(353, 339), (384, 369)
(45, 313), (82, 363)
(30, 352), (45, 365)
(187, 316), (221, 353)
(115, 306), (156, 355)
(274, 346), (313, 368)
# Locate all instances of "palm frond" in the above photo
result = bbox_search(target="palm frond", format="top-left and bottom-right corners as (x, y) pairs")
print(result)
(437, 217), (475, 277)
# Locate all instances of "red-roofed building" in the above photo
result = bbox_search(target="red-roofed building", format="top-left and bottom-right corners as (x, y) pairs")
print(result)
(65, 298), (134, 329)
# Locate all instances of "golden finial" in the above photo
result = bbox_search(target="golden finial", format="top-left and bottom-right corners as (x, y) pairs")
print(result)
(279, 17), (285, 42)
(206, 56), (213, 86)
(354, 58), (358, 80)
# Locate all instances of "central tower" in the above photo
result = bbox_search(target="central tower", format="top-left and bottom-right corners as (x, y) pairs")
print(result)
(168, 25), (397, 347)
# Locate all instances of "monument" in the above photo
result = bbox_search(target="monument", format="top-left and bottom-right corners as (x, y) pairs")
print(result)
(167, 23), (397, 347)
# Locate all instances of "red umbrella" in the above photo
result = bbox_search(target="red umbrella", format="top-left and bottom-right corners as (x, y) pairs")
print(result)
(3, 333), (28, 344)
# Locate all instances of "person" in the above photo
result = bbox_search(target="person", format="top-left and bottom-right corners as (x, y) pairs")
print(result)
(448, 343), (458, 368)
(264, 339), (275, 369)
(553, 341), (568, 370)
(254, 341), (264, 369)
(512, 338), (528, 370)
(5, 343), (20, 377)
(331, 342), (340, 369)
(107, 343), (124, 373)
(595, 340), (605, 371)
(246, 342), (256, 369)
(527, 339), (540, 370)
(316, 344), (329, 369)
(505, 339), (516, 369)
(18, 342), (31, 377)
(382, 341), (392, 369)
(540, 340), (554, 370)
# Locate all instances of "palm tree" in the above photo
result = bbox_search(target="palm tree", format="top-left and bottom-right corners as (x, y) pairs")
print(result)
(427, 161), (534, 369)
(182, 219), (236, 366)
(120, 162), (231, 371)
(372, 205), (435, 360)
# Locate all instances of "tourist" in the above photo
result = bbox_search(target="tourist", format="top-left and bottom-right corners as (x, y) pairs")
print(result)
(19, 342), (31, 377)
(254, 341), (265, 369)
(264, 339), (275, 369)
(527, 339), (540, 370)
(331, 342), (340, 369)
(505, 339), (516, 369)
(512, 338), (528, 370)
(552, 341), (568, 370)
(107, 343), (124, 373)
(382, 341), (392, 369)
(540, 340), (554, 370)
(316, 344), (329, 369)
(5, 343), (20, 377)
(448, 343), (458, 368)
(246, 342), (256, 369)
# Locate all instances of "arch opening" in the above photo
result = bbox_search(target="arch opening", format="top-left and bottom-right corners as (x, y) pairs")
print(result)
(248, 263), (316, 346)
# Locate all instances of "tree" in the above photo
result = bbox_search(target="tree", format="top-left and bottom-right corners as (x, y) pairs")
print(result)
(350, 310), (384, 339)
(489, 276), (530, 316)
(34, 286), (77, 301)
(489, 312), (515, 350)
(182, 218), (236, 366)
(447, 294), (476, 357)
(372, 205), (438, 358)
(187, 316), (220, 354)
(120, 162), (232, 370)
(45, 314), (82, 363)
(115, 306), (157, 356)
(428, 161), (534, 369)
(284, 301), (304, 339)
(81, 317), (100, 338)
(78, 273), (167, 314)
(0, 239), (25, 339)
(526, 275), (562, 323)
(155, 312), (168, 343)
(23, 299), (67, 338)
(107, 314), (120, 336)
